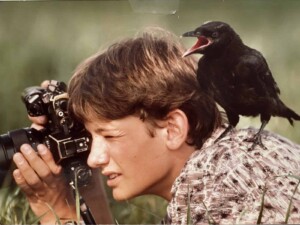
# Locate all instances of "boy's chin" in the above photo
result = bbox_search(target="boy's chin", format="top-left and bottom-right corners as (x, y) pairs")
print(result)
(112, 188), (142, 201)
(112, 189), (132, 201)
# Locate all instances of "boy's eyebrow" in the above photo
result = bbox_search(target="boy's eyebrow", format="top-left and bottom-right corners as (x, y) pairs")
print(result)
(85, 120), (119, 133)
(94, 128), (106, 133)
(94, 127), (116, 133)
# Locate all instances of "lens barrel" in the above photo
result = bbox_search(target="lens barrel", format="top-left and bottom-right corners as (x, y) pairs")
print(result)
(0, 134), (15, 170)
(0, 128), (43, 170)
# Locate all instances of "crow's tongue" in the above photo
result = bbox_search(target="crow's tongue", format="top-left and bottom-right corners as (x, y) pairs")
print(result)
(194, 36), (209, 49)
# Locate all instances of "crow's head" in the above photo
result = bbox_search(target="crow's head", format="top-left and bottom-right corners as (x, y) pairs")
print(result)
(182, 21), (240, 57)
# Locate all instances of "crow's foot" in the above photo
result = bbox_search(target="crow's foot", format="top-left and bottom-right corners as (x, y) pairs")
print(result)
(245, 120), (269, 151)
(245, 134), (267, 151)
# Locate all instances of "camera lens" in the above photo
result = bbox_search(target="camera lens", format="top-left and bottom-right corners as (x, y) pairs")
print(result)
(0, 128), (42, 170)
(0, 134), (15, 170)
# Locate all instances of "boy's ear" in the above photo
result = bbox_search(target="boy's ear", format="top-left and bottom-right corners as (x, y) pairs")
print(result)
(165, 109), (189, 150)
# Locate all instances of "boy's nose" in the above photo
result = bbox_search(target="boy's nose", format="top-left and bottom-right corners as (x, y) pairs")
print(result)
(87, 152), (110, 168)
(87, 140), (110, 168)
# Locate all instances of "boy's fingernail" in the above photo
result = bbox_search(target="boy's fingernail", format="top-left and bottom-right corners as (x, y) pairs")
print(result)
(37, 145), (47, 155)
(14, 154), (24, 164)
(21, 144), (32, 155)
(13, 170), (22, 179)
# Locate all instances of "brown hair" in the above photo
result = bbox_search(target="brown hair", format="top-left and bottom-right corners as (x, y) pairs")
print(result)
(68, 28), (221, 148)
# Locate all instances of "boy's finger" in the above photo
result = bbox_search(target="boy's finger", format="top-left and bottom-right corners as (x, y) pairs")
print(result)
(40, 80), (50, 88)
(13, 152), (44, 191)
(37, 144), (62, 175)
(13, 169), (36, 198)
(28, 115), (48, 125)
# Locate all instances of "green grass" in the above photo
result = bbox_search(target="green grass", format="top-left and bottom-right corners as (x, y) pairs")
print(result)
(256, 185), (267, 225)
(0, 184), (38, 224)
(0, 178), (167, 224)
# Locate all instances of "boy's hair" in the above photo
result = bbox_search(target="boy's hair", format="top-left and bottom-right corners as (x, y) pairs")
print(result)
(68, 28), (222, 148)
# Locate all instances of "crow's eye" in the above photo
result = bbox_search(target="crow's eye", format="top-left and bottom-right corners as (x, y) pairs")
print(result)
(212, 32), (219, 38)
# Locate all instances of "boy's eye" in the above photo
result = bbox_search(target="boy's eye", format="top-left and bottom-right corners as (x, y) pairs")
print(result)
(104, 134), (122, 139)
(104, 135), (114, 139)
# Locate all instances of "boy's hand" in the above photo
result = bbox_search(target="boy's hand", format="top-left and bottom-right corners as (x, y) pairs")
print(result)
(13, 144), (77, 225)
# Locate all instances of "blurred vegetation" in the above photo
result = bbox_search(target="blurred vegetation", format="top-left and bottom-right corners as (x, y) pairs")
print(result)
(0, 184), (38, 224)
(0, 0), (300, 224)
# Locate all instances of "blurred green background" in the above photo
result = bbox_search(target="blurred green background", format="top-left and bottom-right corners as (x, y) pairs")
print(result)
(0, 0), (300, 223)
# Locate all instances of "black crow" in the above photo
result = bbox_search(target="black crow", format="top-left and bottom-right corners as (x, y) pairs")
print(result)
(182, 21), (300, 149)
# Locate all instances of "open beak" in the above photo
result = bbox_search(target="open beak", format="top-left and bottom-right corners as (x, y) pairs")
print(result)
(182, 31), (212, 57)
(182, 30), (199, 38)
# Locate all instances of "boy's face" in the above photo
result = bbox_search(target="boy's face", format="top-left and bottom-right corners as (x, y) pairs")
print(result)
(84, 115), (174, 201)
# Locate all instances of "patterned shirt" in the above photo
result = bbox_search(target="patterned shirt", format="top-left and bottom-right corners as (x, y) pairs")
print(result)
(167, 126), (300, 224)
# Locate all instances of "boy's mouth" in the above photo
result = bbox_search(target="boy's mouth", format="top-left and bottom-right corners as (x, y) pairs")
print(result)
(106, 173), (122, 187)
(108, 173), (120, 180)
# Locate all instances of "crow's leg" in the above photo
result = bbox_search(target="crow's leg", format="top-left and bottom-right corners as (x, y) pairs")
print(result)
(245, 120), (268, 150)
(214, 111), (239, 143)
(214, 124), (234, 143)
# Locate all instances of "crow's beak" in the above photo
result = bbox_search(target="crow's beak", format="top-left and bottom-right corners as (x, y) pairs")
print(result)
(181, 30), (199, 38)
(182, 35), (212, 57)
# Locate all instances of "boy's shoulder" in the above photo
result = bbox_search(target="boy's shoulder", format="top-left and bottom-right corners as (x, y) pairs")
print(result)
(168, 126), (300, 224)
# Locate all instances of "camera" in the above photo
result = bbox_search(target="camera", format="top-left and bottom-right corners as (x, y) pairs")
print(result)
(0, 80), (92, 187)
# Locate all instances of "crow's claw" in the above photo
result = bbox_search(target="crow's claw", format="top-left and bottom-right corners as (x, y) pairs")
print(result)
(245, 134), (267, 151)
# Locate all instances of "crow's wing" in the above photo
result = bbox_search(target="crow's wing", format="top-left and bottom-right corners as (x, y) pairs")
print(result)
(233, 50), (280, 99)
(196, 58), (215, 95)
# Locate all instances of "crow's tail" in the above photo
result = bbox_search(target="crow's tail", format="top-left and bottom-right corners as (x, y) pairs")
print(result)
(277, 100), (300, 126)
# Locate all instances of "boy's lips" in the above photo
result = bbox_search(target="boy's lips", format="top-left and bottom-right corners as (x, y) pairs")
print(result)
(108, 174), (119, 179)
(102, 171), (122, 187)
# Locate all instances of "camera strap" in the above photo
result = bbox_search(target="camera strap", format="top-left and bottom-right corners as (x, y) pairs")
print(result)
(78, 168), (114, 224)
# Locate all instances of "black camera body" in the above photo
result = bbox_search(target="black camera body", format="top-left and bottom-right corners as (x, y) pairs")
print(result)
(0, 80), (92, 187)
